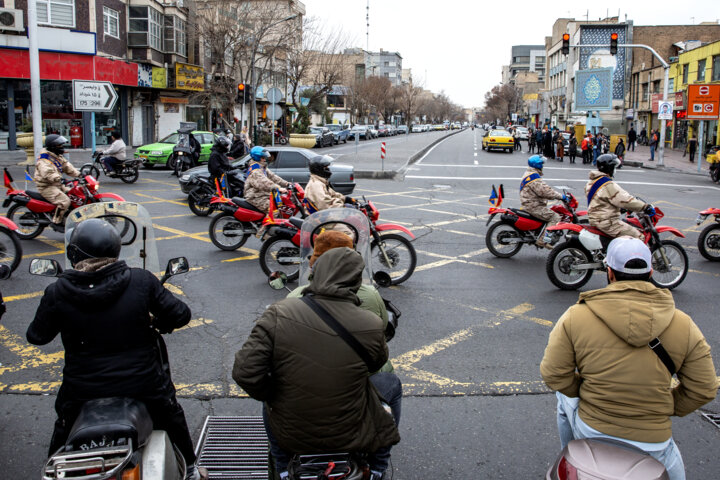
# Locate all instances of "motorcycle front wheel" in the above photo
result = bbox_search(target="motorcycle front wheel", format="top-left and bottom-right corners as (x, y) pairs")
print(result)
(650, 240), (688, 289)
(0, 226), (22, 273)
(485, 221), (524, 258)
(546, 239), (594, 290)
(698, 223), (720, 261)
(259, 236), (300, 281)
(710, 167), (720, 183)
(188, 194), (214, 216)
(120, 167), (140, 184)
(79, 163), (100, 179)
(7, 204), (45, 239)
(370, 233), (417, 285)
(167, 154), (178, 171)
(209, 213), (250, 250)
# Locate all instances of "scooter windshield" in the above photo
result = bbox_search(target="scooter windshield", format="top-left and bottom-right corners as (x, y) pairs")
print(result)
(64, 201), (160, 272)
(298, 208), (372, 286)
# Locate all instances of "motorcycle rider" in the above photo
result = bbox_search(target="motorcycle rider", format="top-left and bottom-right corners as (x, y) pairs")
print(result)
(586, 154), (654, 240)
(304, 156), (354, 213)
(540, 237), (718, 479)
(100, 130), (127, 176)
(520, 155), (567, 248)
(208, 135), (243, 197)
(26, 219), (207, 480)
(244, 146), (290, 214)
(34, 134), (81, 224)
(233, 247), (401, 480)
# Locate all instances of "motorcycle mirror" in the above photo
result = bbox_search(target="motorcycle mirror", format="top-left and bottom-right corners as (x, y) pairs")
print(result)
(0, 265), (11, 280)
(165, 257), (189, 278)
(268, 271), (289, 290)
(29, 258), (63, 277)
(373, 271), (392, 288)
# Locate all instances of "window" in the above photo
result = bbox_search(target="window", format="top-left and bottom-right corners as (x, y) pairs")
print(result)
(713, 55), (720, 81)
(682, 64), (689, 84)
(164, 15), (187, 57)
(697, 59), (706, 82)
(653, 80), (660, 94)
(103, 7), (119, 38)
(276, 152), (307, 169)
(128, 6), (163, 51)
(642, 83), (649, 101)
(37, 0), (74, 28)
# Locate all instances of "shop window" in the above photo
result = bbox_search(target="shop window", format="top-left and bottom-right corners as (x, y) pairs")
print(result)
(713, 55), (720, 81)
(103, 6), (119, 39)
(164, 15), (187, 57)
(37, 0), (75, 28)
(697, 59), (706, 82)
(129, 6), (163, 51)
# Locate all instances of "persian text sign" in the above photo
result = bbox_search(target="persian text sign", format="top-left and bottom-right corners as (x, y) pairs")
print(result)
(687, 84), (720, 120)
(72, 80), (118, 112)
(574, 68), (613, 111)
(175, 63), (204, 91)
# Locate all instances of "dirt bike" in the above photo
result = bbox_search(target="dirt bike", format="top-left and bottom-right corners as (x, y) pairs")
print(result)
(545, 207), (688, 290)
(696, 207), (720, 261)
(274, 130), (288, 145)
(80, 150), (141, 184)
(3, 168), (125, 239)
(485, 184), (587, 258)
(0, 216), (22, 274)
(208, 183), (305, 251)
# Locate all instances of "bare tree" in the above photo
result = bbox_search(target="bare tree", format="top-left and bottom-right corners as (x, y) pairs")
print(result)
(484, 83), (524, 124)
(397, 80), (423, 127)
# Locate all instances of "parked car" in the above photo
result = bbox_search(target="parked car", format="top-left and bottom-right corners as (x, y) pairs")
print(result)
(368, 125), (379, 138)
(412, 124), (423, 133)
(514, 126), (529, 140)
(324, 124), (350, 144)
(178, 147), (356, 196)
(377, 125), (389, 137)
(309, 126), (335, 148)
(387, 125), (397, 136)
(135, 130), (216, 168)
(348, 124), (372, 140)
(398, 125), (409, 134)
(482, 129), (515, 153)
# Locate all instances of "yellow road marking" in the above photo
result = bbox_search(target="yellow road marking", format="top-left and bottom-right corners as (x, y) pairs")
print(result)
(414, 259), (456, 272)
(176, 317), (215, 331)
(153, 224), (210, 243)
(132, 192), (188, 207)
(0, 325), (64, 375)
(4, 291), (44, 303)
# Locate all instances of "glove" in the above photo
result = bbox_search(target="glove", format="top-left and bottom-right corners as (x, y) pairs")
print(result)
(644, 204), (656, 217)
(561, 193), (568, 202)
(345, 196), (356, 204)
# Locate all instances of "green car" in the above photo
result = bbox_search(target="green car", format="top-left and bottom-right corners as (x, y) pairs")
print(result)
(134, 131), (217, 168)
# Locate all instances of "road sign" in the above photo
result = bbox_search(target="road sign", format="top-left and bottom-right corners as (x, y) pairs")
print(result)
(72, 80), (118, 112)
(687, 84), (720, 120)
(267, 87), (284, 104)
(267, 104), (283, 121)
(380, 142), (386, 159)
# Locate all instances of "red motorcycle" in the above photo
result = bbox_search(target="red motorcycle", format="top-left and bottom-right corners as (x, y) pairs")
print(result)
(696, 207), (720, 261)
(485, 184), (587, 258)
(3, 168), (125, 239)
(208, 183), (306, 251)
(546, 207), (688, 290)
(0, 215), (22, 274)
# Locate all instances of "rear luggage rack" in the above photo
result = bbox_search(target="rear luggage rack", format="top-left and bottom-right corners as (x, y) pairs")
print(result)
(195, 416), (269, 479)
(43, 445), (132, 479)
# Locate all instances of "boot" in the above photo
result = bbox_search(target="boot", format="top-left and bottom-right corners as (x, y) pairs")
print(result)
(185, 464), (209, 480)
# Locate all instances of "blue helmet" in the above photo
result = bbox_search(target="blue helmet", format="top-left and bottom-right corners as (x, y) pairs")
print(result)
(250, 146), (270, 161)
(528, 155), (544, 170)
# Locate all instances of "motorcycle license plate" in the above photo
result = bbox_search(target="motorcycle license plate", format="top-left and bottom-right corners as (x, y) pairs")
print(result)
(696, 214), (708, 225)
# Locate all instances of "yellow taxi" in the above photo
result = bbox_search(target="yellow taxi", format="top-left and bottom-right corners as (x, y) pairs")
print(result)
(482, 129), (515, 153)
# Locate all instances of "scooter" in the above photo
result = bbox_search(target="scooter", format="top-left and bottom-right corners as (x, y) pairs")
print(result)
(30, 201), (192, 480)
(81, 151), (141, 184)
(696, 207), (720, 261)
(0, 215), (22, 274)
(707, 146), (720, 183)
(169, 123), (200, 175)
(186, 171), (246, 217)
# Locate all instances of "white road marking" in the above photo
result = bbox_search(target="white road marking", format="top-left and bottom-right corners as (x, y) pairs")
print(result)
(418, 164), (645, 172)
(474, 160), (478, 165)
(415, 141), (445, 165)
(404, 175), (720, 190)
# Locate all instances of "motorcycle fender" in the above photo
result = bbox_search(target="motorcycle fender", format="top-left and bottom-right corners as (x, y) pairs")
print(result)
(94, 193), (126, 202)
(375, 223), (415, 239)
(547, 222), (583, 233)
(576, 210), (588, 216)
(655, 226), (686, 238)
(233, 207), (265, 222)
(0, 216), (18, 230)
(699, 208), (720, 216)
(28, 198), (56, 212)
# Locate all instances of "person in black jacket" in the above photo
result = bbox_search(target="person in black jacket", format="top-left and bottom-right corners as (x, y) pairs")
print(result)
(27, 219), (206, 480)
(228, 134), (247, 159)
(208, 136), (244, 197)
(188, 133), (201, 167)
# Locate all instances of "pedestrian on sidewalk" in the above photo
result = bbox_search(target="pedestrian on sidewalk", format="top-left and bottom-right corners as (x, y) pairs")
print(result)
(649, 129), (658, 161)
(568, 133), (578, 164)
(543, 127), (555, 159)
(514, 129), (522, 151)
(581, 133), (592, 164)
(536, 129), (544, 155)
(614, 138), (626, 164)
(528, 129), (536, 154)
(628, 125), (637, 151)
(556, 133), (565, 162)
(686, 135), (697, 163)
(640, 127), (648, 146)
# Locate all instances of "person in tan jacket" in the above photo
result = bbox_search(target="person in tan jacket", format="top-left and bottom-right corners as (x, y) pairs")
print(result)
(303, 156), (353, 213)
(540, 237), (718, 479)
(519, 155), (566, 248)
(34, 134), (80, 223)
(586, 154), (653, 240)
(243, 146), (290, 214)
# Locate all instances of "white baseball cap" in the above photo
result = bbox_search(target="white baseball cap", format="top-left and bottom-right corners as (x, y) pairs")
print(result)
(605, 237), (652, 274)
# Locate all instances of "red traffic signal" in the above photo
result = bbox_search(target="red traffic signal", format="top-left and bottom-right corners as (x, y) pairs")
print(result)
(561, 33), (570, 55)
(610, 33), (618, 55)
(238, 83), (246, 92)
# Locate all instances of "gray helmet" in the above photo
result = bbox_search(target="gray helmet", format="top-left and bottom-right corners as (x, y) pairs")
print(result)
(66, 218), (121, 267)
(596, 154), (621, 177)
(45, 134), (68, 156)
(309, 155), (332, 179)
(214, 135), (232, 153)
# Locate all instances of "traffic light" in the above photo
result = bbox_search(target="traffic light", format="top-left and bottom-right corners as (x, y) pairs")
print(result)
(561, 33), (570, 55)
(237, 83), (246, 103)
(610, 33), (618, 55)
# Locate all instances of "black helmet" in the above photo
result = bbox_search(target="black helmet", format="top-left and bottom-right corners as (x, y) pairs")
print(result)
(214, 135), (232, 153)
(596, 154), (621, 177)
(45, 134), (68, 156)
(66, 218), (122, 267)
(309, 155), (332, 179)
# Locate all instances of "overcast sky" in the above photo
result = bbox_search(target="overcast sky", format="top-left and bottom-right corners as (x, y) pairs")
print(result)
(300, 0), (719, 108)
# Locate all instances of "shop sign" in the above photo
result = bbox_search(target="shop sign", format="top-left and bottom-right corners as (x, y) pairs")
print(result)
(674, 91), (684, 110)
(152, 67), (167, 89)
(651, 94), (662, 113)
(138, 64), (152, 87)
(160, 97), (188, 104)
(687, 84), (719, 120)
(625, 108), (634, 119)
(175, 63), (204, 91)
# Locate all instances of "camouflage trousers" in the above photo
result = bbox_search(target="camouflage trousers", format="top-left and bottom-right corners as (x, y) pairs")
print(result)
(524, 206), (560, 225)
(592, 218), (644, 240)
(38, 185), (70, 222)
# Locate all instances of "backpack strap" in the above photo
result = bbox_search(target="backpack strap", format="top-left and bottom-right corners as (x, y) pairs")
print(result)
(586, 176), (612, 205)
(649, 338), (676, 376)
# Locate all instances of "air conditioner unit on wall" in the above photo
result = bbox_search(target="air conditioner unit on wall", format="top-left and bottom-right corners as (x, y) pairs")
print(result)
(0, 8), (24, 32)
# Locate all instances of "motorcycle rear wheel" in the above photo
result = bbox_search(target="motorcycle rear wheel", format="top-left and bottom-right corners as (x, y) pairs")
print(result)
(209, 213), (250, 250)
(370, 233), (417, 285)
(0, 226), (22, 273)
(546, 239), (594, 290)
(485, 221), (524, 258)
(698, 223), (720, 261)
(259, 236), (300, 281)
(650, 240), (688, 289)
(7, 204), (45, 239)
(120, 167), (140, 184)
(188, 195), (214, 216)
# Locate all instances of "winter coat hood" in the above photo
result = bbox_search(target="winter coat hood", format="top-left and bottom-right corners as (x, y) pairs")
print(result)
(589, 170), (607, 181)
(55, 260), (131, 309)
(304, 247), (363, 304)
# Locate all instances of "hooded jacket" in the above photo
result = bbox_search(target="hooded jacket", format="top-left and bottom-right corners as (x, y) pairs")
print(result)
(34, 149), (80, 189)
(244, 160), (290, 213)
(305, 174), (346, 211)
(540, 281), (718, 443)
(27, 261), (191, 399)
(232, 247), (400, 454)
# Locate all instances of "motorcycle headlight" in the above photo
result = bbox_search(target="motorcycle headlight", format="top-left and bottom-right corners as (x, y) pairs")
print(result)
(151, 150), (163, 156)
(181, 174), (191, 182)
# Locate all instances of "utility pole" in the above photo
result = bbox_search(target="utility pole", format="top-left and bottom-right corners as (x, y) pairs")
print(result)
(28, 0), (43, 159)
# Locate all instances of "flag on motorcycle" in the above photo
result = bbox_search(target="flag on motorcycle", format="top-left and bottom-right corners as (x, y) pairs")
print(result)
(267, 188), (283, 219)
(488, 184), (504, 207)
(3, 168), (15, 190)
(24, 168), (33, 182)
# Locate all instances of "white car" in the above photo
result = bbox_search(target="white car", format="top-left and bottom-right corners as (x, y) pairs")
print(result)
(368, 126), (379, 138)
(412, 124), (423, 133)
(514, 127), (529, 140)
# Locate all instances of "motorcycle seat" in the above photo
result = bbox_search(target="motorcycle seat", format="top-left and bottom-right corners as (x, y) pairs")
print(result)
(508, 208), (544, 223)
(233, 197), (263, 212)
(289, 217), (304, 229)
(64, 398), (153, 452)
(26, 190), (49, 202)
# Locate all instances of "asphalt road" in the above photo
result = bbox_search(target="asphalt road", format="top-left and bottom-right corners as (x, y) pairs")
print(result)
(1, 128), (719, 478)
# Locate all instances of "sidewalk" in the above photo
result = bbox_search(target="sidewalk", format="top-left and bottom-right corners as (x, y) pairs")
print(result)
(623, 144), (709, 176)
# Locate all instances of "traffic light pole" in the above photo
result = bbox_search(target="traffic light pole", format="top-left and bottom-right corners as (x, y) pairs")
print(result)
(570, 43), (669, 166)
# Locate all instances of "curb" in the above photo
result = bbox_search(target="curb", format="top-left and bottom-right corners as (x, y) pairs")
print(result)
(355, 170), (397, 180)
(395, 129), (464, 178)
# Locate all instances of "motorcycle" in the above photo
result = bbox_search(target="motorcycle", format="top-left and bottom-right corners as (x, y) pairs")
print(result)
(80, 150), (141, 184)
(169, 123), (199, 176)
(29, 201), (192, 480)
(0, 215), (22, 274)
(696, 207), (720, 261)
(545, 207), (688, 290)
(485, 184), (587, 258)
(547, 438), (669, 480)
(274, 129), (288, 145)
(208, 183), (306, 251)
(707, 146), (719, 183)
(3, 167), (125, 239)
(186, 170), (246, 217)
